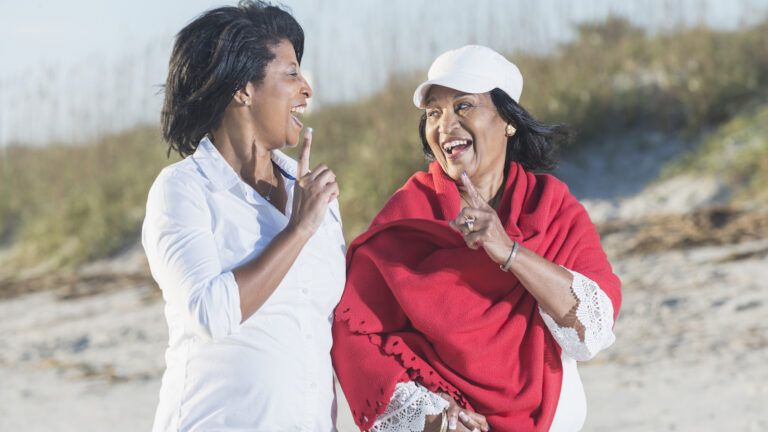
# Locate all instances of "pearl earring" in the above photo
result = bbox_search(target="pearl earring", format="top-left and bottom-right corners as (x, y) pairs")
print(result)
(505, 123), (516, 137)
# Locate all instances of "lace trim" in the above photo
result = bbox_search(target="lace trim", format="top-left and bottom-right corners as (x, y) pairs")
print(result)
(539, 269), (616, 361)
(335, 304), (469, 429)
(372, 382), (449, 432)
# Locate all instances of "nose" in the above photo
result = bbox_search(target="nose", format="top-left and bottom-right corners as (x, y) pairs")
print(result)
(438, 109), (459, 135)
(300, 73), (313, 99)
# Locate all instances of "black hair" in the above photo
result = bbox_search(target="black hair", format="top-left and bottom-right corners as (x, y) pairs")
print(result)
(161, 0), (304, 158)
(418, 88), (570, 172)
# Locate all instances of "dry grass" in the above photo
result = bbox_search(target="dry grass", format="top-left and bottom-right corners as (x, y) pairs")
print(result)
(1, 17), (767, 274)
(600, 205), (768, 256)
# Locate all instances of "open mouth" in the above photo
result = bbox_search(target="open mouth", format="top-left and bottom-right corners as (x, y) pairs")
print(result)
(290, 104), (306, 128)
(442, 138), (473, 159)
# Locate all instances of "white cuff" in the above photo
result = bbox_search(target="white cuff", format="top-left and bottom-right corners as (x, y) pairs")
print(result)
(539, 269), (616, 361)
(372, 381), (450, 432)
(183, 271), (242, 341)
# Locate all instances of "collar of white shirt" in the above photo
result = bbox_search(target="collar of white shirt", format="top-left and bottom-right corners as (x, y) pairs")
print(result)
(192, 137), (300, 192)
(190, 137), (341, 222)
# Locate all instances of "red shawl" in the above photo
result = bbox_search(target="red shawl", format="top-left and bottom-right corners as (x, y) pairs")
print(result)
(332, 161), (621, 431)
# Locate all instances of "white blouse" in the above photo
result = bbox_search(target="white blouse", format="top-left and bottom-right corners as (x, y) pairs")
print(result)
(142, 138), (346, 432)
(373, 270), (615, 432)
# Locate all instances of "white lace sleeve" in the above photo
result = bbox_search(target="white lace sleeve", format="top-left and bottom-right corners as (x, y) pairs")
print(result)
(539, 269), (616, 361)
(371, 381), (450, 432)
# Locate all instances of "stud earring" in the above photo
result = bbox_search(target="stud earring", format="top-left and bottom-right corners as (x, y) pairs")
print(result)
(243, 99), (250, 107)
(505, 123), (516, 137)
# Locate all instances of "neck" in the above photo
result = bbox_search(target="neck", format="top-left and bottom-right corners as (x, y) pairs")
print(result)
(459, 167), (505, 204)
(210, 124), (274, 188)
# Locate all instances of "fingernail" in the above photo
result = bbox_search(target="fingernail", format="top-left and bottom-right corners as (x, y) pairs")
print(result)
(472, 429), (480, 432)
(458, 412), (469, 422)
(305, 127), (313, 137)
(461, 170), (468, 179)
(448, 414), (458, 430)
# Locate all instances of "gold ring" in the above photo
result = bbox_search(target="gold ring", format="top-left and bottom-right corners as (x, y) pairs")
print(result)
(464, 216), (476, 232)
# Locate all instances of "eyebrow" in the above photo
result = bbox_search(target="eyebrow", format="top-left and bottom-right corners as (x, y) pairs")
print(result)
(425, 92), (473, 106)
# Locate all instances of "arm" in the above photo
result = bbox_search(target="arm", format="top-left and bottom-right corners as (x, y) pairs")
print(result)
(234, 164), (338, 320)
(501, 242), (578, 327)
(537, 269), (616, 360)
(142, 172), (243, 340)
(450, 172), (581, 329)
(451, 202), (617, 360)
(235, 129), (338, 320)
(143, 131), (338, 339)
(450, 172), (618, 353)
(232, 224), (311, 320)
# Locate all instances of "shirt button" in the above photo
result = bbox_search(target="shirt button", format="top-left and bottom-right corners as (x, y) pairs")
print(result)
(304, 333), (312, 340)
(301, 288), (309, 295)
(309, 382), (317, 389)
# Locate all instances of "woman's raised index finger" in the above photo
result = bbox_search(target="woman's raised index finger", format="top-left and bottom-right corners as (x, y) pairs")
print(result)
(461, 171), (485, 208)
(298, 127), (313, 177)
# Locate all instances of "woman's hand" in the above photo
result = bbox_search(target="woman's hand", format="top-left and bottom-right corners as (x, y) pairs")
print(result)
(287, 128), (339, 239)
(449, 172), (513, 266)
(438, 392), (489, 432)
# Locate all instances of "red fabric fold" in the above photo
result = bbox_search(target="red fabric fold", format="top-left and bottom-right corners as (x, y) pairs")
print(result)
(332, 161), (621, 431)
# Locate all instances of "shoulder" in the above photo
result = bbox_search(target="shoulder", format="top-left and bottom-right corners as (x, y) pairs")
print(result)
(533, 172), (571, 194)
(372, 170), (438, 225)
(146, 158), (209, 212)
(393, 170), (435, 201)
(532, 172), (593, 222)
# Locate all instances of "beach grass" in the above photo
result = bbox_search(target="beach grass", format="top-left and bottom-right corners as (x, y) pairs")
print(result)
(1, 17), (767, 272)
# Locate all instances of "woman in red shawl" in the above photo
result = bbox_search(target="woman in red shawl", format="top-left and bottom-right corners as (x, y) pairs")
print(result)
(332, 45), (621, 432)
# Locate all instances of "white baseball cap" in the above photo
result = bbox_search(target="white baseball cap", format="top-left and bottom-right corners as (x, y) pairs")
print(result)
(413, 45), (523, 108)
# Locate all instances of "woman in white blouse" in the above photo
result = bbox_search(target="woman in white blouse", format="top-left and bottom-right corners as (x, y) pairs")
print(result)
(332, 45), (622, 432)
(142, 2), (345, 431)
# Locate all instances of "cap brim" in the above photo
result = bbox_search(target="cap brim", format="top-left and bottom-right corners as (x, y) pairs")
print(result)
(412, 73), (496, 108)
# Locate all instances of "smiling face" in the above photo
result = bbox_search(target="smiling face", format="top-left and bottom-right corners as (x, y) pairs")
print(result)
(247, 39), (312, 149)
(423, 85), (508, 182)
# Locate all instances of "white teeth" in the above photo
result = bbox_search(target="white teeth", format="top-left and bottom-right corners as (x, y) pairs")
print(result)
(443, 139), (469, 152)
(290, 105), (306, 115)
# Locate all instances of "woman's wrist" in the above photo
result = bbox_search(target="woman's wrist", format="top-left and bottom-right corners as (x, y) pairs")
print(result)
(499, 241), (520, 272)
(490, 237), (516, 266)
(424, 411), (447, 432)
(283, 221), (313, 244)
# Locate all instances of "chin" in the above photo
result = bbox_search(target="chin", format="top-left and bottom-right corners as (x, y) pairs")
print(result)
(437, 161), (463, 182)
(283, 133), (300, 148)
(447, 168), (463, 182)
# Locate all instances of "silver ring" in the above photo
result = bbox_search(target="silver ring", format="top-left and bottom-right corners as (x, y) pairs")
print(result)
(464, 216), (476, 232)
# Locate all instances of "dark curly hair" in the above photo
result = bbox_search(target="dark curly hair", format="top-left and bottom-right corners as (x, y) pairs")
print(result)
(418, 88), (570, 172)
(161, 0), (304, 158)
